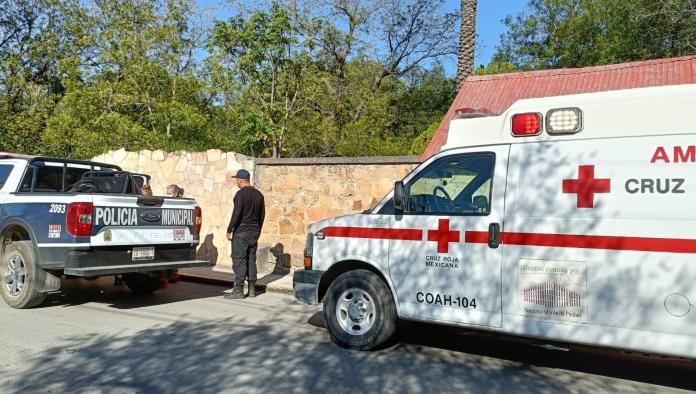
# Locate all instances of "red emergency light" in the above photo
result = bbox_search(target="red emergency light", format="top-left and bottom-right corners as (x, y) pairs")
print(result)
(511, 113), (542, 136)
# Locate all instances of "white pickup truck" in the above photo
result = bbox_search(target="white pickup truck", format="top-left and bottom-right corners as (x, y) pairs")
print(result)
(0, 153), (210, 308)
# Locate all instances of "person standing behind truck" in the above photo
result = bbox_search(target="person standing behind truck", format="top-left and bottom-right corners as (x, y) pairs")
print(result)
(225, 169), (265, 299)
(166, 184), (184, 198)
(140, 184), (153, 196)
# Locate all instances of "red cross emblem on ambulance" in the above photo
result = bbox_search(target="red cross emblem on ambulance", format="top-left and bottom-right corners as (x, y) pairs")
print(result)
(562, 165), (611, 208)
(427, 219), (460, 253)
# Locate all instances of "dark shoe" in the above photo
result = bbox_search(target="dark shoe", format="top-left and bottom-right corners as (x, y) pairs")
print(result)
(224, 288), (245, 299)
(247, 282), (256, 298)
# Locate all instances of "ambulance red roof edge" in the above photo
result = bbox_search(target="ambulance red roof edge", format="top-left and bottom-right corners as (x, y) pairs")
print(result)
(423, 55), (696, 159)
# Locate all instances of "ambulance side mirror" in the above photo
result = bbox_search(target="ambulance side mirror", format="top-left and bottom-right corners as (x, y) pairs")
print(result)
(393, 181), (406, 211)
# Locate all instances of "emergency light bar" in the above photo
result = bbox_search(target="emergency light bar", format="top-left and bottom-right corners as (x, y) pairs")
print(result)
(511, 108), (583, 136)
(546, 107), (583, 134)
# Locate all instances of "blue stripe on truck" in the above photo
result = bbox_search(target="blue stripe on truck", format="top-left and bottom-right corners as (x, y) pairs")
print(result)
(1, 202), (90, 244)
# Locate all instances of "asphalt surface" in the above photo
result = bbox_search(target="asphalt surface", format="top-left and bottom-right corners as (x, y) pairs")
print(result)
(0, 278), (694, 394)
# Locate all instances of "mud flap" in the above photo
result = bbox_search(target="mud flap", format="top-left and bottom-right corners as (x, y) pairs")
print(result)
(38, 270), (61, 292)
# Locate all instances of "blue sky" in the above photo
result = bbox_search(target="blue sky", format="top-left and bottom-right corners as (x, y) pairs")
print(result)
(196, 0), (529, 73)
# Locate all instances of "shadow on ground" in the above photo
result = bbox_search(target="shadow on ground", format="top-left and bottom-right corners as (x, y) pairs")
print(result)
(395, 320), (696, 391)
(40, 276), (224, 309)
(306, 310), (696, 391)
(5, 281), (694, 393)
(2, 316), (606, 394)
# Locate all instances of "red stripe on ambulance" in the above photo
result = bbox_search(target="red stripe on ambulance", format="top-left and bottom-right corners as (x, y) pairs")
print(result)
(321, 226), (696, 254)
(465, 231), (696, 254)
(321, 227), (423, 241)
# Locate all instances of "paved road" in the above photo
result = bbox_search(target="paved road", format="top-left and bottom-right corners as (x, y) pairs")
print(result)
(0, 278), (694, 394)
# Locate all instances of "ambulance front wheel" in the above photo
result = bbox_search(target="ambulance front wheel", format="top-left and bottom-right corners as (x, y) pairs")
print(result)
(323, 269), (397, 350)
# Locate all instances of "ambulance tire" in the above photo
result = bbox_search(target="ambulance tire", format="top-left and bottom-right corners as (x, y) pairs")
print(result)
(124, 273), (162, 294)
(323, 269), (397, 351)
(0, 241), (49, 309)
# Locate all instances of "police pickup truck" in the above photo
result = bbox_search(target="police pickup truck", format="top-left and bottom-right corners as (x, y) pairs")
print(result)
(0, 153), (209, 308)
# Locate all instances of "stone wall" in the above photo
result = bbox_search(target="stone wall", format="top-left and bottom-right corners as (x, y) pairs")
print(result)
(254, 157), (420, 271)
(92, 150), (420, 272)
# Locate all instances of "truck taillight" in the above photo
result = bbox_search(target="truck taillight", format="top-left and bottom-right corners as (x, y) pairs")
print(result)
(194, 206), (202, 235)
(66, 202), (93, 237)
(511, 113), (542, 136)
(303, 232), (313, 269)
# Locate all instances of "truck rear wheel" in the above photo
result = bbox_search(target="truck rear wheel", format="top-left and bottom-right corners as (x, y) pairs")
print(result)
(323, 269), (397, 350)
(1, 241), (51, 309)
(123, 272), (162, 294)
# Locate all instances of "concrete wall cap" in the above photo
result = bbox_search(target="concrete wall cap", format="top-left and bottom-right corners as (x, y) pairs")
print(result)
(257, 156), (421, 166)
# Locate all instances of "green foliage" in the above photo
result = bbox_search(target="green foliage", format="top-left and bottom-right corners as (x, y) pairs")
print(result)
(206, 1), (456, 158)
(6, 0), (696, 158)
(40, 0), (236, 159)
(1, 0), (457, 158)
(490, 0), (696, 71)
(0, 0), (83, 154)
(410, 119), (442, 155)
(474, 54), (521, 75)
(209, 3), (312, 157)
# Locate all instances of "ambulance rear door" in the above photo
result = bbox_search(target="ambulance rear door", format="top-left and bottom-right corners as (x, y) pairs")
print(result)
(388, 145), (510, 328)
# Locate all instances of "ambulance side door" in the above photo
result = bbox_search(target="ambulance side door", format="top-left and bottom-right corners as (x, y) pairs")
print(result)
(388, 145), (509, 327)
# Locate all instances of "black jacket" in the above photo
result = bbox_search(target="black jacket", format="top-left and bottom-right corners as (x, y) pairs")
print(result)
(227, 186), (265, 234)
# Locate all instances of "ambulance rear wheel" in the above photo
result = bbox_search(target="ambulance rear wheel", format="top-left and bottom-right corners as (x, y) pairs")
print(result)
(124, 273), (162, 294)
(323, 269), (397, 350)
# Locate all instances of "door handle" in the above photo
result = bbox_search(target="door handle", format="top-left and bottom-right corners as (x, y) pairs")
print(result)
(488, 223), (501, 249)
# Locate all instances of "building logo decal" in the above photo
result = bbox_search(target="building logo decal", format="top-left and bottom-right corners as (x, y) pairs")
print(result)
(523, 281), (582, 308)
(517, 259), (588, 324)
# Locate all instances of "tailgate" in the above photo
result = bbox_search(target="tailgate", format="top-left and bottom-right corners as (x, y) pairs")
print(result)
(90, 195), (199, 247)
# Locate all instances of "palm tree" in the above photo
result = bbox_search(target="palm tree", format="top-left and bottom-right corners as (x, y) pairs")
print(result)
(456, 0), (477, 88)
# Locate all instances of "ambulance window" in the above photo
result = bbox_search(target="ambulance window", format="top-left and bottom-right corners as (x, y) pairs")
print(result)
(406, 153), (494, 215)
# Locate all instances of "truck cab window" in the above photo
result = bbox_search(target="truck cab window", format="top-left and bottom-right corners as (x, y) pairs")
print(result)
(0, 164), (14, 189)
(65, 167), (89, 189)
(28, 167), (62, 192)
(406, 153), (495, 215)
(20, 166), (90, 192)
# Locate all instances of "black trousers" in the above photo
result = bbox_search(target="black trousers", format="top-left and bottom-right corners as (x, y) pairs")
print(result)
(232, 231), (260, 287)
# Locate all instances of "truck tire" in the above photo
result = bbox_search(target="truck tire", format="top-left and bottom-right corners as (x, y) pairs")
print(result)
(123, 272), (162, 294)
(323, 269), (397, 350)
(0, 241), (50, 308)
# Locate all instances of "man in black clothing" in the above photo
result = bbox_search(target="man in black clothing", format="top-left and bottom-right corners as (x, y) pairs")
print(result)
(224, 169), (265, 299)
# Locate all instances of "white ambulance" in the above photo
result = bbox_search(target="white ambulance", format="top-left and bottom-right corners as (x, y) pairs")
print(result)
(293, 84), (696, 357)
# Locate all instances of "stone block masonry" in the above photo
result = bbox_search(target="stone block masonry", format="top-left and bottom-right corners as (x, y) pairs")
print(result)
(255, 156), (420, 272)
(92, 149), (420, 273)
